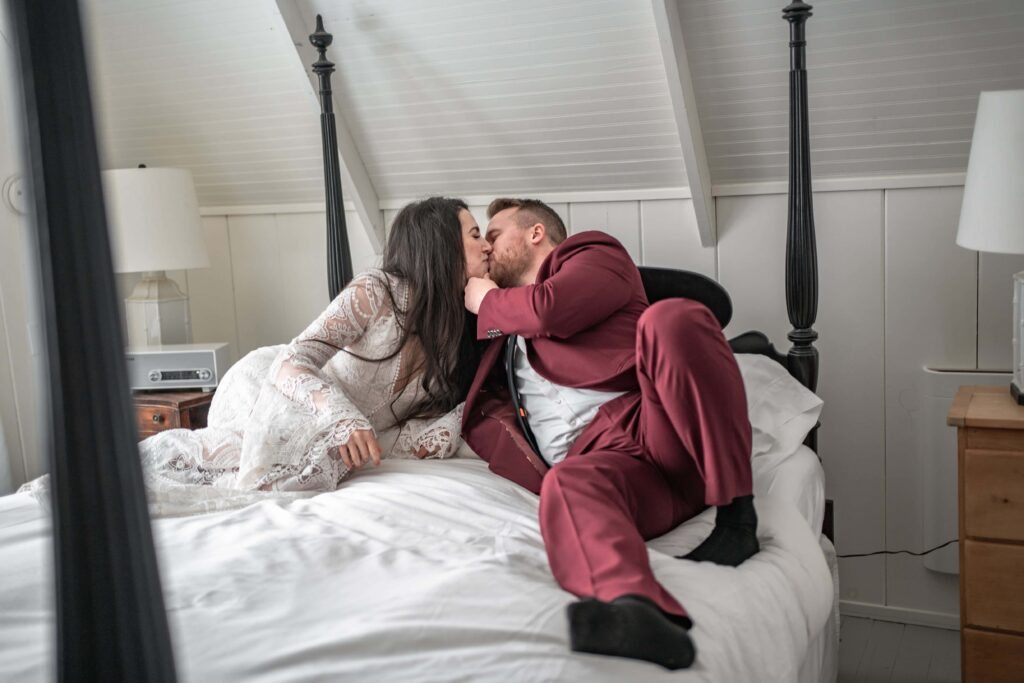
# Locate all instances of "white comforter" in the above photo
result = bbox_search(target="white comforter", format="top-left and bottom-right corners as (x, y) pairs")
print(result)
(0, 458), (832, 682)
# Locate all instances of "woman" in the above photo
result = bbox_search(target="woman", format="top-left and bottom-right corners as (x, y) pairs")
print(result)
(138, 196), (491, 514)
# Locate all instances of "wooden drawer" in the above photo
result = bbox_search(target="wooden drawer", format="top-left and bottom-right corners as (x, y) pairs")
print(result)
(133, 390), (213, 440)
(967, 427), (1024, 451)
(135, 404), (180, 438)
(964, 628), (1024, 683)
(964, 449), (1024, 541)
(964, 539), (1024, 632)
(183, 402), (210, 430)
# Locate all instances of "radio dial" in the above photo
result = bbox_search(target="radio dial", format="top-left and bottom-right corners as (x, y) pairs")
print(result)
(148, 370), (161, 382)
(198, 369), (212, 381)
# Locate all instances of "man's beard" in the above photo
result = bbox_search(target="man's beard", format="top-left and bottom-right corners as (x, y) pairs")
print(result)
(489, 240), (532, 288)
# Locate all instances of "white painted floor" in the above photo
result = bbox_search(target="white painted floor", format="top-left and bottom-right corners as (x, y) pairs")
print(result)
(838, 616), (960, 683)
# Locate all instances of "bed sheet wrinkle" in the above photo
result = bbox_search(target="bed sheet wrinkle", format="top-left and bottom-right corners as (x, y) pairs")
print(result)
(1, 458), (832, 682)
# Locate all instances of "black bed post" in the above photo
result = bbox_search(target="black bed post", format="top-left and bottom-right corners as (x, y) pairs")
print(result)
(310, 14), (354, 299)
(782, 1), (819, 398)
(5, 0), (178, 680)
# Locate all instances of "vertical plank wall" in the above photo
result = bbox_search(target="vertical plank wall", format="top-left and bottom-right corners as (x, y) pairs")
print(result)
(0, 22), (44, 489)
(175, 187), (1024, 623)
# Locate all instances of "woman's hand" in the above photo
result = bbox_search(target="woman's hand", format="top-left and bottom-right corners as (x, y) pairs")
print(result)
(414, 445), (441, 459)
(333, 429), (382, 469)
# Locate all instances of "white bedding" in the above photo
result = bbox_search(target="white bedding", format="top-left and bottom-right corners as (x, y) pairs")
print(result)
(0, 452), (833, 682)
(752, 444), (825, 535)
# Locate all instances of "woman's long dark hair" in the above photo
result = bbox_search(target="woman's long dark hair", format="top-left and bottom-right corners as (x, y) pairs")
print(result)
(359, 196), (482, 420)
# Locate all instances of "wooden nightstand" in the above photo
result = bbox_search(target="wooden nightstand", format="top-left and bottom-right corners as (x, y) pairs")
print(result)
(947, 386), (1024, 683)
(133, 390), (214, 441)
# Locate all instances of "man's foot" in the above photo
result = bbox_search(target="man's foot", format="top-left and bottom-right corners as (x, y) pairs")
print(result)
(567, 595), (696, 670)
(679, 494), (759, 566)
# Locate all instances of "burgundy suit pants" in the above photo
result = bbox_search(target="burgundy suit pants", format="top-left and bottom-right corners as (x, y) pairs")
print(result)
(538, 299), (753, 621)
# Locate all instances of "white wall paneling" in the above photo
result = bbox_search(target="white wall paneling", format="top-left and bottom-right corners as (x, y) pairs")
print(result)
(718, 191), (888, 606)
(566, 201), (641, 262)
(640, 199), (715, 277)
(189, 210), (380, 358)
(226, 214), (289, 352)
(717, 194), (789, 344)
(977, 252), (1024, 370)
(0, 36), (28, 490)
(884, 187), (976, 616)
(185, 216), (239, 364)
(810, 191), (887, 607)
(0, 24), (44, 488)
(229, 213), (327, 351)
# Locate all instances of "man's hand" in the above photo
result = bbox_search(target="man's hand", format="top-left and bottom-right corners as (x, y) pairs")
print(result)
(465, 274), (498, 314)
(332, 429), (382, 470)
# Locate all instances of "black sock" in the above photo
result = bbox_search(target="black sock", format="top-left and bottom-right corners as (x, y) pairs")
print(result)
(678, 494), (759, 566)
(567, 595), (696, 670)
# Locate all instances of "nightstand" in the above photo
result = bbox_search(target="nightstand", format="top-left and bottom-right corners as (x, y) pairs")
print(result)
(947, 386), (1024, 683)
(133, 390), (214, 441)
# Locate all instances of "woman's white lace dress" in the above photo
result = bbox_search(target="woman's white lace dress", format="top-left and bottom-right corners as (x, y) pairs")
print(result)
(136, 269), (472, 516)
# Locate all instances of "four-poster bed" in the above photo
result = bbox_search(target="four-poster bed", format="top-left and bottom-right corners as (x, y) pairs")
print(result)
(0, 1), (835, 681)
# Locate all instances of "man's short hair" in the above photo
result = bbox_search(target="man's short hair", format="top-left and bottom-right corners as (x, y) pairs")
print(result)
(487, 197), (567, 245)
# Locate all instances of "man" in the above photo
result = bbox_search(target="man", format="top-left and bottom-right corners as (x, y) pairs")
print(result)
(462, 198), (758, 671)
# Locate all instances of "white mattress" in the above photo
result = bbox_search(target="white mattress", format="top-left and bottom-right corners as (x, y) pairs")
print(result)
(0, 450), (833, 682)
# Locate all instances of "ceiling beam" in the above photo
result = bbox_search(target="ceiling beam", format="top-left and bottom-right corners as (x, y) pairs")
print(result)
(651, 0), (716, 247)
(273, 0), (385, 253)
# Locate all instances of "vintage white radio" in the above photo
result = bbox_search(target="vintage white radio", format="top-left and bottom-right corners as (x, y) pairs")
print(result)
(125, 343), (230, 391)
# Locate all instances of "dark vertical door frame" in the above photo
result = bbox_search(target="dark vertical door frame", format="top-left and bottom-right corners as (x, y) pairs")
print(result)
(5, 0), (177, 680)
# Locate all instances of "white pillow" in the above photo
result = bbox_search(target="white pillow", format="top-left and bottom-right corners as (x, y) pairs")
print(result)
(736, 353), (824, 458)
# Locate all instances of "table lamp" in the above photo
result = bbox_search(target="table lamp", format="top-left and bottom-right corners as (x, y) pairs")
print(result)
(103, 166), (209, 347)
(955, 90), (1024, 401)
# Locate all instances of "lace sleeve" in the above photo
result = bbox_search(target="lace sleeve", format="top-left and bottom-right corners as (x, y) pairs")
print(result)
(395, 402), (465, 460)
(271, 271), (391, 435)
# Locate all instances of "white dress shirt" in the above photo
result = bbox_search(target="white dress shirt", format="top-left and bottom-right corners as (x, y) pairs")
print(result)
(513, 336), (627, 465)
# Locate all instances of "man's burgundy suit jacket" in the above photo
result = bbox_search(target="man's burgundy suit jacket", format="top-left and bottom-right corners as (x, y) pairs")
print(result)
(461, 231), (649, 494)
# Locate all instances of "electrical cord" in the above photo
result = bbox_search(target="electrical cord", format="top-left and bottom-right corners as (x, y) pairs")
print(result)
(837, 538), (958, 559)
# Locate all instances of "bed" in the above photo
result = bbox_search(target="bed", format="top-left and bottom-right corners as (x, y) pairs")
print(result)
(2, 390), (836, 683)
(1, 0), (832, 681)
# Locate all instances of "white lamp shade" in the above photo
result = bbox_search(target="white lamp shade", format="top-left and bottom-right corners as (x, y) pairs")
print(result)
(103, 167), (209, 272)
(955, 90), (1024, 255)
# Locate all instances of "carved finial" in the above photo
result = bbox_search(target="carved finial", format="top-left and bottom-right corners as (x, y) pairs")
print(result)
(309, 14), (335, 73)
(309, 14), (333, 50)
(782, 1), (813, 23)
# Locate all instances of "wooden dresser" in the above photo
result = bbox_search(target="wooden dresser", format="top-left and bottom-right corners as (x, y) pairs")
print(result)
(133, 390), (214, 441)
(947, 386), (1024, 683)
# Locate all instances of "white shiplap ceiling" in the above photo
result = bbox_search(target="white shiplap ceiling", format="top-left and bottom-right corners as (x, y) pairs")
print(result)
(82, 0), (1024, 206)
(306, 0), (687, 198)
(85, 0), (328, 206)
(682, 0), (1024, 183)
